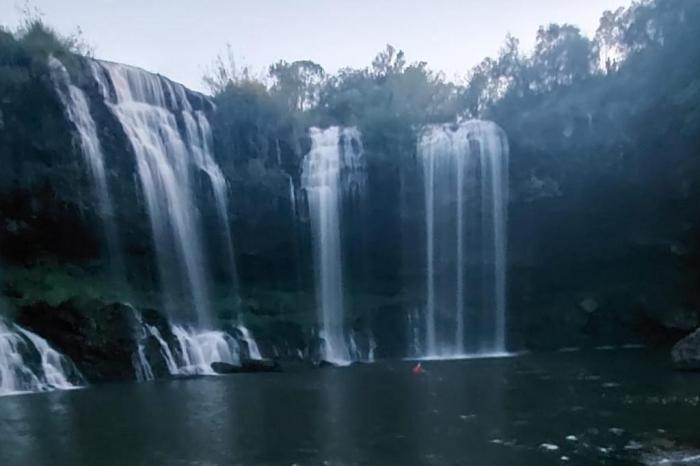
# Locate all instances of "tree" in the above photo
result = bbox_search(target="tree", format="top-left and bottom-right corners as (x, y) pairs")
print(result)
(462, 35), (525, 116)
(531, 24), (593, 91)
(371, 44), (406, 79)
(202, 44), (258, 95)
(269, 60), (325, 113)
(594, 7), (630, 72)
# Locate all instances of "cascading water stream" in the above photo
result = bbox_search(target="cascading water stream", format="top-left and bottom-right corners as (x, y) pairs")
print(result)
(237, 325), (262, 360)
(129, 306), (267, 378)
(48, 58), (255, 381)
(184, 112), (239, 291)
(288, 175), (297, 218)
(417, 120), (509, 358)
(0, 319), (85, 396)
(170, 325), (240, 374)
(48, 57), (126, 285)
(50, 59), (161, 380)
(302, 127), (365, 364)
(88, 60), (233, 326)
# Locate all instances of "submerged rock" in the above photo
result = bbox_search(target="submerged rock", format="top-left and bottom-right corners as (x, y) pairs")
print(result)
(671, 328), (700, 370)
(211, 358), (281, 374)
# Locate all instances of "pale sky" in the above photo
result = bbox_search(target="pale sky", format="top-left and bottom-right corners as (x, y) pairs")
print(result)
(1, 0), (632, 92)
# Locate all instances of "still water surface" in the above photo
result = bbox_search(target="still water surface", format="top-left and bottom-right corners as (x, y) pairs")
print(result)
(0, 349), (698, 465)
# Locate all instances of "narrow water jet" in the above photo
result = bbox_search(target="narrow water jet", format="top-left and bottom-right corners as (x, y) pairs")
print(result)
(288, 174), (297, 218)
(302, 127), (365, 363)
(417, 120), (509, 357)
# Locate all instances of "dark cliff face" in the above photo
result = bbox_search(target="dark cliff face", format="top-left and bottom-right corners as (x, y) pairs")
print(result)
(499, 105), (700, 350)
(1, 40), (699, 365)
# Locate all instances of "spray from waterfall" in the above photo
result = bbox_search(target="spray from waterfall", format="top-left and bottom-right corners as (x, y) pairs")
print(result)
(417, 120), (509, 358)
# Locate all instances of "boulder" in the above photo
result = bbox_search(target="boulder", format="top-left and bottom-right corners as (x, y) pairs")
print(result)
(241, 358), (281, 372)
(211, 362), (238, 374)
(211, 358), (281, 374)
(671, 328), (700, 370)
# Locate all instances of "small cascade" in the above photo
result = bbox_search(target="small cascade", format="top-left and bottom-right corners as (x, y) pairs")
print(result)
(288, 174), (297, 218)
(407, 307), (422, 357)
(237, 325), (262, 360)
(348, 329), (376, 362)
(129, 307), (180, 381)
(48, 57), (125, 283)
(348, 332), (359, 360)
(132, 342), (154, 382)
(171, 325), (240, 375)
(129, 309), (241, 378)
(130, 308), (153, 382)
(368, 332), (377, 363)
(418, 120), (509, 358)
(142, 324), (180, 374)
(88, 59), (233, 325)
(302, 127), (365, 364)
(0, 320), (85, 396)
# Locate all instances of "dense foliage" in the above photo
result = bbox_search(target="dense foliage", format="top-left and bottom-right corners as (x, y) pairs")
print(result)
(205, 0), (700, 220)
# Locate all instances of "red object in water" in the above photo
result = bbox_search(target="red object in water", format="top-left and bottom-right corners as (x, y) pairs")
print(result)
(412, 363), (425, 375)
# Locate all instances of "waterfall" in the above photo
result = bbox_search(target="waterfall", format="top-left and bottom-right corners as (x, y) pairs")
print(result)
(129, 307), (243, 378)
(142, 324), (180, 374)
(407, 307), (422, 357)
(237, 325), (262, 360)
(130, 309), (152, 382)
(0, 319), (85, 396)
(48, 57), (125, 284)
(129, 306), (179, 381)
(418, 120), (509, 357)
(185, 112), (239, 292)
(170, 325), (240, 375)
(132, 340), (154, 382)
(368, 332), (377, 363)
(88, 59), (234, 325)
(302, 127), (365, 364)
(288, 174), (297, 218)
